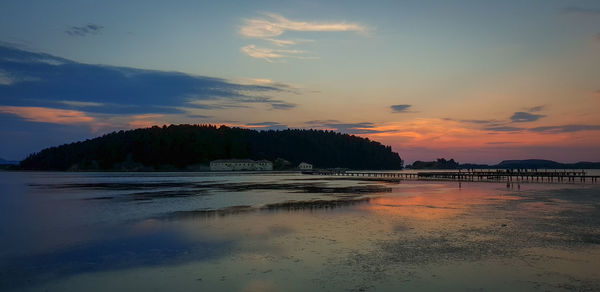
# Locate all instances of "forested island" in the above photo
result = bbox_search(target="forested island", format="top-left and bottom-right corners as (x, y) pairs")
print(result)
(408, 158), (460, 169)
(19, 124), (404, 171)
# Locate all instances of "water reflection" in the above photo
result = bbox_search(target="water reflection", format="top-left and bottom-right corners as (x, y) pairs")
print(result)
(0, 172), (599, 291)
(2, 229), (231, 290)
(168, 197), (373, 219)
(364, 184), (521, 219)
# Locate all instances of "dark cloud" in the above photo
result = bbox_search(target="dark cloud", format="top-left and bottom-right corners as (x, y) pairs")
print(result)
(460, 119), (495, 124)
(187, 103), (249, 110)
(270, 102), (295, 110)
(484, 126), (525, 132)
(527, 105), (545, 112)
(65, 24), (104, 37)
(0, 45), (292, 114)
(390, 104), (412, 113)
(510, 112), (545, 123)
(484, 123), (600, 134)
(562, 6), (600, 16)
(529, 125), (600, 133)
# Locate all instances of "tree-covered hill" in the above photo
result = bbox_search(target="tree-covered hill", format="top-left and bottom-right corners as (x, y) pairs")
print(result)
(20, 124), (403, 171)
(408, 158), (459, 169)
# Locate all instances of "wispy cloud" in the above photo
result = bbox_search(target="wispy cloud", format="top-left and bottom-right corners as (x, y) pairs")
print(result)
(484, 126), (525, 132)
(65, 24), (104, 37)
(236, 96), (296, 110)
(240, 13), (367, 38)
(241, 45), (317, 62)
(265, 38), (314, 47)
(530, 125), (600, 133)
(239, 13), (368, 62)
(390, 104), (413, 113)
(187, 96), (295, 111)
(460, 119), (496, 124)
(270, 102), (295, 110)
(449, 106), (547, 130)
(59, 100), (104, 107)
(0, 106), (95, 124)
(451, 111), (599, 134)
(266, 38), (297, 46)
(510, 112), (545, 123)
(237, 78), (299, 92)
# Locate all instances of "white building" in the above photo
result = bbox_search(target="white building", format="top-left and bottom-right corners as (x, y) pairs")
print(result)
(210, 159), (273, 171)
(298, 162), (313, 170)
(255, 160), (274, 170)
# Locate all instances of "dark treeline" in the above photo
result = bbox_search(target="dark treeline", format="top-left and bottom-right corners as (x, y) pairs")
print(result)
(466, 159), (600, 170)
(408, 158), (600, 170)
(20, 124), (404, 171)
(408, 158), (460, 169)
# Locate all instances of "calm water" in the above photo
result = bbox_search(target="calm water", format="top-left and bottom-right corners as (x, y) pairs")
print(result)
(0, 171), (599, 291)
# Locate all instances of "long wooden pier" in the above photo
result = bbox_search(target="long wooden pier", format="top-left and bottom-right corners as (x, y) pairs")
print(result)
(306, 169), (600, 183)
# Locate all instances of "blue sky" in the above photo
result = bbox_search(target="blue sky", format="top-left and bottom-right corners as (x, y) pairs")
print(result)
(1, 0), (599, 163)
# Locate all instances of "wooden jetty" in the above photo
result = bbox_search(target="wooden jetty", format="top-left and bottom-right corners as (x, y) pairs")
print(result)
(305, 169), (600, 183)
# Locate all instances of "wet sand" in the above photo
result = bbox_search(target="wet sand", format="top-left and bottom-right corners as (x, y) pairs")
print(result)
(0, 172), (599, 291)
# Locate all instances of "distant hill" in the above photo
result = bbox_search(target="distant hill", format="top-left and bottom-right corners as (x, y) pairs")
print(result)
(495, 159), (600, 169)
(496, 159), (562, 169)
(462, 159), (600, 169)
(19, 124), (404, 171)
(411, 158), (600, 169)
(408, 158), (459, 169)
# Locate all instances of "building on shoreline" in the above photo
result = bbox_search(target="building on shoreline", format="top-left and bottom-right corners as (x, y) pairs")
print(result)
(210, 159), (273, 171)
(298, 162), (313, 170)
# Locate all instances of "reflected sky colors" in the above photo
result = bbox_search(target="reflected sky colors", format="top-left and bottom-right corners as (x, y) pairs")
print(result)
(2, 172), (599, 291)
(1, 0), (599, 163)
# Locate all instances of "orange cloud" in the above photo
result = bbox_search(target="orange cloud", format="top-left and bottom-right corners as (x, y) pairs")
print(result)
(360, 118), (600, 152)
(0, 106), (94, 124)
(128, 114), (167, 129)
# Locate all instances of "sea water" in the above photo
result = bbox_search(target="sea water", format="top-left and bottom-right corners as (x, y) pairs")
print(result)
(0, 171), (599, 291)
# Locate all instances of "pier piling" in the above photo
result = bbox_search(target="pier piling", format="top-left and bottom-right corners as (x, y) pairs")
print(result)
(307, 169), (598, 184)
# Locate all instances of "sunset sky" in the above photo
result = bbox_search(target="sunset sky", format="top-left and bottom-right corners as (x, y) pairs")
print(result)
(1, 0), (599, 163)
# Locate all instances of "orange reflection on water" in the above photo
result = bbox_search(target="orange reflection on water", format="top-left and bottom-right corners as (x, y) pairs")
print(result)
(362, 184), (521, 220)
